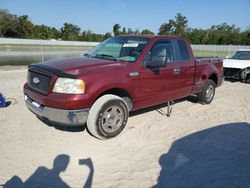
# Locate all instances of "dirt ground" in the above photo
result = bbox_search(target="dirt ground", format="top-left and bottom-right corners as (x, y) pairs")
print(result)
(0, 67), (250, 188)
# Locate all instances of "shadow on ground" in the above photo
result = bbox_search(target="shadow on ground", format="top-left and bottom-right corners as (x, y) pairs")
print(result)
(154, 122), (250, 188)
(3, 154), (94, 188)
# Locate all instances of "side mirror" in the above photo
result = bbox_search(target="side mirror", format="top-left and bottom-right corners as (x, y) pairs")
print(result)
(145, 53), (167, 68)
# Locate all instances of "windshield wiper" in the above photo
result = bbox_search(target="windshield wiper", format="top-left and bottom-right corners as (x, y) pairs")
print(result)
(94, 54), (118, 61)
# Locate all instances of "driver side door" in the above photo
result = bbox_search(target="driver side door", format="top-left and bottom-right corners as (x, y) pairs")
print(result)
(138, 40), (181, 108)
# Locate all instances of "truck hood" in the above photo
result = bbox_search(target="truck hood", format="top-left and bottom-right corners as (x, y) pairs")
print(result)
(34, 57), (127, 76)
(223, 59), (250, 69)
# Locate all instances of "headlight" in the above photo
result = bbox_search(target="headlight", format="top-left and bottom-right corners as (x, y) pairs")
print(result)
(53, 78), (85, 94)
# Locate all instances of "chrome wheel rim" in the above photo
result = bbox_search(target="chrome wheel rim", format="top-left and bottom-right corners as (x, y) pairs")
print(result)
(101, 105), (124, 133)
(206, 85), (214, 102)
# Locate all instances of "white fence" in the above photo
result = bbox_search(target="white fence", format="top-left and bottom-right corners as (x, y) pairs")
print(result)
(191, 44), (250, 53)
(0, 38), (99, 47)
(1, 38), (250, 51)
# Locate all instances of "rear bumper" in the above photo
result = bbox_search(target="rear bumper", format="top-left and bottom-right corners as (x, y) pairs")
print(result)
(24, 94), (89, 126)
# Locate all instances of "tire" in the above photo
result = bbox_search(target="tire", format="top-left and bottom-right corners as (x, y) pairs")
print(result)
(87, 94), (129, 140)
(244, 74), (250, 84)
(197, 79), (216, 104)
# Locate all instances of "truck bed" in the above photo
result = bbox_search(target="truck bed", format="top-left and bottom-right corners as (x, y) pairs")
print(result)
(191, 56), (223, 94)
(195, 57), (221, 63)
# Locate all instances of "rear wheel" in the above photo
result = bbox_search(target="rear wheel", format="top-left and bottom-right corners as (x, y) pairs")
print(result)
(87, 94), (129, 140)
(197, 79), (216, 104)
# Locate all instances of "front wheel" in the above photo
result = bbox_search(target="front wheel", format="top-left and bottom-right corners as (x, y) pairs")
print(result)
(87, 94), (129, 140)
(244, 74), (250, 84)
(197, 79), (216, 104)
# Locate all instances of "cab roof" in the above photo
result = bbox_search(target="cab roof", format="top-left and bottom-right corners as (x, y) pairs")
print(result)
(116, 35), (186, 40)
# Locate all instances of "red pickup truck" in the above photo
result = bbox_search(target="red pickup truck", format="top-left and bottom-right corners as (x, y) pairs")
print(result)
(23, 35), (224, 139)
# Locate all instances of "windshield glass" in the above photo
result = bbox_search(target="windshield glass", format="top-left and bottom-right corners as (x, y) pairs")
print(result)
(87, 36), (149, 62)
(231, 51), (250, 60)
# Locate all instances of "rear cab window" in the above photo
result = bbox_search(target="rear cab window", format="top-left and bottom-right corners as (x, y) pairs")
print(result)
(175, 40), (190, 61)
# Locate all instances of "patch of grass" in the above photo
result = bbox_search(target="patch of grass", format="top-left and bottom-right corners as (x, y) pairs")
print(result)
(193, 50), (229, 58)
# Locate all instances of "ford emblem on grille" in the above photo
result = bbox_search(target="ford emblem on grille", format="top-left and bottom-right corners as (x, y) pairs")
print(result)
(33, 77), (40, 84)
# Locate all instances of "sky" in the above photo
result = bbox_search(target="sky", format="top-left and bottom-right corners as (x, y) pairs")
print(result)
(0, 0), (249, 34)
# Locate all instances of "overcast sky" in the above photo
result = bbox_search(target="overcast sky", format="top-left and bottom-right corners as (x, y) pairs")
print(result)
(0, 0), (249, 34)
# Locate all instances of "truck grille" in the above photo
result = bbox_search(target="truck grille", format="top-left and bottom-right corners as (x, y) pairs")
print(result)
(28, 70), (52, 95)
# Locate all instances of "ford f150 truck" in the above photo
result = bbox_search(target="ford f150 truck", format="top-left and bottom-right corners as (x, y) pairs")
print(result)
(23, 35), (224, 139)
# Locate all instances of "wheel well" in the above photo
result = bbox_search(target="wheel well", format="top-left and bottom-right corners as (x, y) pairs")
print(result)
(98, 88), (133, 111)
(208, 74), (218, 85)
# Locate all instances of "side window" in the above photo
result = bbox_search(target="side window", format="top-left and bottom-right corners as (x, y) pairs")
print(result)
(176, 40), (190, 61)
(150, 41), (175, 63)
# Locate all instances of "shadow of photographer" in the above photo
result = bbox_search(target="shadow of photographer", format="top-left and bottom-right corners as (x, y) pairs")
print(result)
(4, 154), (94, 188)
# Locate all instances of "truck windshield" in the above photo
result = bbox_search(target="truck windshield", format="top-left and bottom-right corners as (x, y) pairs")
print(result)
(231, 51), (250, 60)
(87, 36), (149, 62)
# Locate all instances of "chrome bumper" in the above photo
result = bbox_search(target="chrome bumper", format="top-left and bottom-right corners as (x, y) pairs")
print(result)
(24, 95), (89, 126)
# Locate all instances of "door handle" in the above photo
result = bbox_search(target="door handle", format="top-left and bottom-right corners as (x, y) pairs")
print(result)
(173, 67), (180, 75)
(129, 72), (139, 77)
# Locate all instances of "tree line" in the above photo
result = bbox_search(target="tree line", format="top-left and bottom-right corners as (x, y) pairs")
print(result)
(0, 9), (111, 42)
(0, 9), (249, 45)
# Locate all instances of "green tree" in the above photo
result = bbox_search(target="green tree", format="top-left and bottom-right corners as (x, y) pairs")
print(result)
(186, 28), (206, 44)
(240, 28), (250, 45)
(174, 13), (188, 36)
(51, 27), (61, 39)
(32, 24), (61, 40)
(18, 15), (33, 38)
(127, 28), (134, 35)
(141, 29), (154, 35)
(159, 19), (175, 35)
(122, 27), (127, 35)
(0, 9), (20, 37)
(113, 24), (121, 36)
(134, 29), (140, 34)
(61, 23), (81, 41)
(104, 32), (112, 39)
(159, 13), (188, 36)
(81, 30), (93, 41)
(1, 8), (249, 45)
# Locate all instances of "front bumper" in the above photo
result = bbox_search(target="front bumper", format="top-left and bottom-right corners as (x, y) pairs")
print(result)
(223, 68), (243, 79)
(24, 94), (89, 126)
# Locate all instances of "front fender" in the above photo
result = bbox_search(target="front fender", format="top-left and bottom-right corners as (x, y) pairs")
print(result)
(242, 67), (250, 80)
(85, 73), (135, 107)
